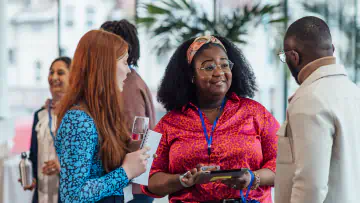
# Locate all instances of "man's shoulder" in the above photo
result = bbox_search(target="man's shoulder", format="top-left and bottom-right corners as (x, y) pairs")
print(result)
(124, 69), (150, 91)
(288, 89), (327, 116)
(126, 69), (145, 83)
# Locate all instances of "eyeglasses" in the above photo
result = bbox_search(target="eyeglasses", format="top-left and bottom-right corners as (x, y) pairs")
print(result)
(278, 50), (292, 63)
(197, 59), (234, 77)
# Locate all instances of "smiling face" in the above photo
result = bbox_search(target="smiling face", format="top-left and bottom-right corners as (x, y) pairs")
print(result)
(193, 44), (232, 101)
(48, 60), (70, 98)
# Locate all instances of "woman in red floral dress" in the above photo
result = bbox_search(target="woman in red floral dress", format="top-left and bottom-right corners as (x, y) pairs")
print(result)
(142, 36), (279, 203)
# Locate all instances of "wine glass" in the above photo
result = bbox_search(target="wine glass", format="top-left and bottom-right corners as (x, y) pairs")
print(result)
(131, 116), (149, 140)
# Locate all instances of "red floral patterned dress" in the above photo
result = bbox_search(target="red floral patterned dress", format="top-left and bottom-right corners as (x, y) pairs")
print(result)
(143, 93), (279, 203)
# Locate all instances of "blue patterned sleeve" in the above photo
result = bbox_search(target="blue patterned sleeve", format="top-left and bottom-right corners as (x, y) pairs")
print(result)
(56, 110), (129, 202)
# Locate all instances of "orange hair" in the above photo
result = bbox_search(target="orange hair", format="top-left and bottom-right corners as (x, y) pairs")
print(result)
(57, 30), (130, 173)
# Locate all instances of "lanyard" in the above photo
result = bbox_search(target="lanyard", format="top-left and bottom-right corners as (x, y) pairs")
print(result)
(198, 99), (226, 156)
(48, 99), (56, 142)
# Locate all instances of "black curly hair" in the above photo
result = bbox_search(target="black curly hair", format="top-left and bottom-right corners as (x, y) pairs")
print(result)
(100, 20), (140, 67)
(50, 56), (72, 70)
(157, 36), (257, 112)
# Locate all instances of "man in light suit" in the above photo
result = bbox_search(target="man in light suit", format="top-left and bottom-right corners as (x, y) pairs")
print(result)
(275, 16), (360, 203)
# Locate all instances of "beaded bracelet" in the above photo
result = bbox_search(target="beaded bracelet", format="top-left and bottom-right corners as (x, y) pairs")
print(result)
(251, 171), (260, 190)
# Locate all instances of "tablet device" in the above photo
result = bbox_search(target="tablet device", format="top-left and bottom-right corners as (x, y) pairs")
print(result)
(206, 168), (249, 182)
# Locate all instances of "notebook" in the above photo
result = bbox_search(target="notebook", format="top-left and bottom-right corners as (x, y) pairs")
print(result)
(131, 129), (162, 186)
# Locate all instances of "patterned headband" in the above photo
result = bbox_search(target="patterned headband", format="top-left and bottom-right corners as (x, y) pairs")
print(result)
(186, 35), (227, 64)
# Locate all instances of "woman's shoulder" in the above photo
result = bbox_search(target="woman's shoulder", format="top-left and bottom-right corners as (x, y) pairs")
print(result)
(56, 110), (99, 154)
(229, 94), (270, 117)
(158, 108), (185, 122)
(153, 108), (192, 132)
(239, 97), (266, 109)
(35, 107), (46, 114)
(227, 92), (266, 110)
(63, 109), (92, 119)
(58, 109), (97, 134)
(235, 97), (276, 122)
(34, 107), (46, 117)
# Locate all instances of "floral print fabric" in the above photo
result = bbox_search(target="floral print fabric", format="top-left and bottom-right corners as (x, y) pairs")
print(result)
(147, 93), (279, 203)
(55, 110), (129, 202)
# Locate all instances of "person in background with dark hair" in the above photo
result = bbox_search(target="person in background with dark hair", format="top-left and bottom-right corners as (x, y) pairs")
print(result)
(275, 16), (360, 203)
(100, 20), (156, 130)
(142, 36), (279, 203)
(27, 56), (72, 203)
(100, 20), (156, 203)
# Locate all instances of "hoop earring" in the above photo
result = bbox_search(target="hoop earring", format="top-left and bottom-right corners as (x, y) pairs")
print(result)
(192, 77), (195, 83)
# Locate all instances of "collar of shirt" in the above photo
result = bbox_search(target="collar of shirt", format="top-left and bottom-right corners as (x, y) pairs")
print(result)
(288, 63), (347, 104)
(180, 92), (241, 113)
(298, 56), (336, 84)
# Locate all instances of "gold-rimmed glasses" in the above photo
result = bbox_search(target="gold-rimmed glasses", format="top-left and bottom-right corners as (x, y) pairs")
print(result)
(197, 59), (234, 77)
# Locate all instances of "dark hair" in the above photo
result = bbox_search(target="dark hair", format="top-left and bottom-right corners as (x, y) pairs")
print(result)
(157, 36), (257, 112)
(285, 16), (332, 49)
(50, 56), (72, 70)
(100, 20), (140, 67)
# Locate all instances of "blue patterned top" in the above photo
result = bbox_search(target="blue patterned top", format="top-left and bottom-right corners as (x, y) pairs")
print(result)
(55, 110), (129, 202)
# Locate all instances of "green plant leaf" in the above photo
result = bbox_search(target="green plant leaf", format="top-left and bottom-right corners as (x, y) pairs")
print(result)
(168, 0), (184, 9)
(146, 4), (171, 14)
(160, 0), (182, 9)
(136, 17), (156, 29)
(152, 26), (174, 36)
(137, 1), (284, 56)
(179, 0), (191, 9)
(136, 17), (156, 24)
(269, 17), (288, 23)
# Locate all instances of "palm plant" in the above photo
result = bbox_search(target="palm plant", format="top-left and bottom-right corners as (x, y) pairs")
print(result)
(136, 0), (286, 56)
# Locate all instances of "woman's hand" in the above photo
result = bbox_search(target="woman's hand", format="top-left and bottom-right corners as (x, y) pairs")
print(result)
(18, 178), (36, 191)
(221, 171), (251, 190)
(42, 159), (60, 176)
(128, 140), (142, 152)
(180, 168), (210, 187)
(122, 147), (151, 180)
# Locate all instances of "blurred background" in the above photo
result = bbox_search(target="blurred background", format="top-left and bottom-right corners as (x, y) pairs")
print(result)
(0, 0), (359, 202)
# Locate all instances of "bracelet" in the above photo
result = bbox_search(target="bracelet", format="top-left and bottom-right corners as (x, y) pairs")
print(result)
(251, 171), (260, 190)
(179, 172), (191, 188)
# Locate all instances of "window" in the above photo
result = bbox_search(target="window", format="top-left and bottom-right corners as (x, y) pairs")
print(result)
(31, 23), (42, 32)
(35, 60), (42, 82)
(65, 5), (75, 27)
(8, 49), (16, 64)
(60, 47), (67, 56)
(86, 6), (96, 28)
(24, 0), (31, 8)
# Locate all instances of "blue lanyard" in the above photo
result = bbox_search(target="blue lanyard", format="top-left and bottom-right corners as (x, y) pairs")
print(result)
(48, 99), (56, 142)
(198, 99), (226, 156)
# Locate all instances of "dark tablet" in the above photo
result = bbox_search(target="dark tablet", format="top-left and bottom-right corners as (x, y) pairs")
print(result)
(207, 168), (249, 181)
